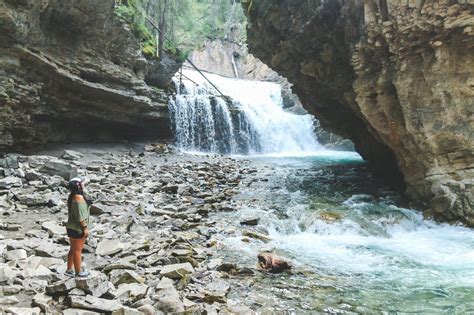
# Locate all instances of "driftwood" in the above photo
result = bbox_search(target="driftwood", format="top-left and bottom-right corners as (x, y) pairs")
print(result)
(257, 252), (291, 273)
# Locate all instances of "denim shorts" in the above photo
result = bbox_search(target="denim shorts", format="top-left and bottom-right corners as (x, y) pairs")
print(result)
(66, 228), (84, 239)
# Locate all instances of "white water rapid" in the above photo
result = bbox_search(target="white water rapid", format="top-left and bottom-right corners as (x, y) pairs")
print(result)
(169, 69), (321, 155)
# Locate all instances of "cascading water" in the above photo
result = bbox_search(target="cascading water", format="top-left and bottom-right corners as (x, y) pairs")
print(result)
(169, 69), (321, 154)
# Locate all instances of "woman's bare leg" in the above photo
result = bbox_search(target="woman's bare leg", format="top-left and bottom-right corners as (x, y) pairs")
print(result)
(71, 237), (85, 273)
(67, 237), (74, 271)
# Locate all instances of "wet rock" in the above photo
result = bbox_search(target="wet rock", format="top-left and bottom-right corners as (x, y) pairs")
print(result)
(257, 252), (291, 273)
(242, 229), (271, 242)
(68, 295), (122, 313)
(96, 239), (125, 256)
(240, 217), (260, 226)
(40, 160), (78, 180)
(0, 176), (22, 189)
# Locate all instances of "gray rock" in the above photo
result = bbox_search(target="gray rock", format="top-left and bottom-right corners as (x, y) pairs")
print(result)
(62, 150), (85, 160)
(137, 304), (157, 315)
(115, 283), (148, 302)
(109, 270), (144, 286)
(63, 309), (101, 315)
(68, 295), (122, 313)
(46, 278), (76, 295)
(0, 223), (22, 231)
(0, 155), (19, 169)
(4, 249), (27, 262)
(96, 239), (125, 256)
(240, 217), (260, 226)
(160, 262), (194, 279)
(41, 221), (65, 237)
(153, 278), (184, 313)
(39, 160), (77, 180)
(112, 306), (144, 315)
(0, 295), (20, 305)
(76, 272), (113, 297)
(4, 307), (41, 315)
(0, 176), (22, 189)
(32, 292), (53, 312)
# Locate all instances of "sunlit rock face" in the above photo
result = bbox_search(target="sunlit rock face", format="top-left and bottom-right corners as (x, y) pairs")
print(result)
(0, 0), (180, 152)
(243, 0), (474, 225)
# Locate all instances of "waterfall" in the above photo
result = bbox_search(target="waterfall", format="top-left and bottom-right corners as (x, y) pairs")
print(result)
(169, 69), (321, 155)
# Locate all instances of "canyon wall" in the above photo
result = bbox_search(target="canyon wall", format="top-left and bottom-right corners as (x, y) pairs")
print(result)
(243, 0), (474, 225)
(0, 0), (180, 152)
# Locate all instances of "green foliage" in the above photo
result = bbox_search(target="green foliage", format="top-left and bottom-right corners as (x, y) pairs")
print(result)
(115, 0), (247, 59)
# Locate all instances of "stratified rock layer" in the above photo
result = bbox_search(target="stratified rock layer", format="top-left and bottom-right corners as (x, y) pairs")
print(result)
(243, 0), (473, 225)
(0, 0), (178, 152)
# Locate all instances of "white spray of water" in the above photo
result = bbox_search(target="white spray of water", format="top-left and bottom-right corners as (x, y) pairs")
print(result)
(169, 69), (321, 155)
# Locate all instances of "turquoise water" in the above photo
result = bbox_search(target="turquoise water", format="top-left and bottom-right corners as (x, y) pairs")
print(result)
(216, 151), (474, 313)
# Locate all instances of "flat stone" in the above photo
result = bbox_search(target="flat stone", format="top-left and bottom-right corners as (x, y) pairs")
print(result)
(111, 306), (144, 315)
(242, 229), (271, 242)
(96, 239), (125, 256)
(0, 176), (22, 189)
(63, 308), (102, 315)
(62, 150), (85, 160)
(153, 278), (184, 313)
(0, 295), (20, 305)
(160, 262), (194, 279)
(0, 223), (22, 231)
(4, 307), (41, 315)
(41, 221), (65, 237)
(5, 249), (27, 262)
(40, 160), (78, 180)
(0, 284), (23, 295)
(68, 295), (122, 313)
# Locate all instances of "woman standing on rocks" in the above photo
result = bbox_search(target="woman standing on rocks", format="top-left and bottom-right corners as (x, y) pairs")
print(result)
(65, 178), (90, 278)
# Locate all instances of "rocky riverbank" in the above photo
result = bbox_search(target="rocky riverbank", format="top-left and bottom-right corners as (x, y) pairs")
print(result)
(0, 143), (288, 314)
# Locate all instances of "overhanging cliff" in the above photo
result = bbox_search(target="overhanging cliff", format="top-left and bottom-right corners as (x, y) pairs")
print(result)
(243, 0), (474, 225)
(0, 0), (181, 151)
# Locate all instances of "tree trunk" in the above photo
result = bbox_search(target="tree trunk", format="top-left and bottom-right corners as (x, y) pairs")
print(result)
(158, 0), (168, 59)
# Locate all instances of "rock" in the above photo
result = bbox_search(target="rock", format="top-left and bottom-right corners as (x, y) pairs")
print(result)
(216, 263), (237, 273)
(75, 272), (113, 297)
(112, 306), (144, 315)
(0, 284), (23, 295)
(240, 217), (260, 226)
(0, 223), (22, 231)
(89, 204), (110, 216)
(0, 176), (22, 189)
(160, 262), (194, 279)
(96, 239), (125, 256)
(41, 221), (65, 237)
(46, 278), (76, 295)
(63, 309), (102, 315)
(40, 160), (78, 180)
(0, 295), (20, 305)
(62, 150), (85, 160)
(153, 278), (184, 313)
(0, 155), (19, 169)
(4, 307), (41, 315)
(257, 252), (291, 273)
(137, 304), (157, 315)
(0, 264), (17, 283)
(161, 184), (179, 194)
(68, 295), (122, 313)
(32, 293), (53, 312)
(101, 263), (136, 274)
(109, 270), (144, 286)
(115, 283), (148, 302)
(242, 229), (271, 242)
(207, 258), (223, 270)
(4, 249), (27, 262)
(203, 280), (230, 303)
